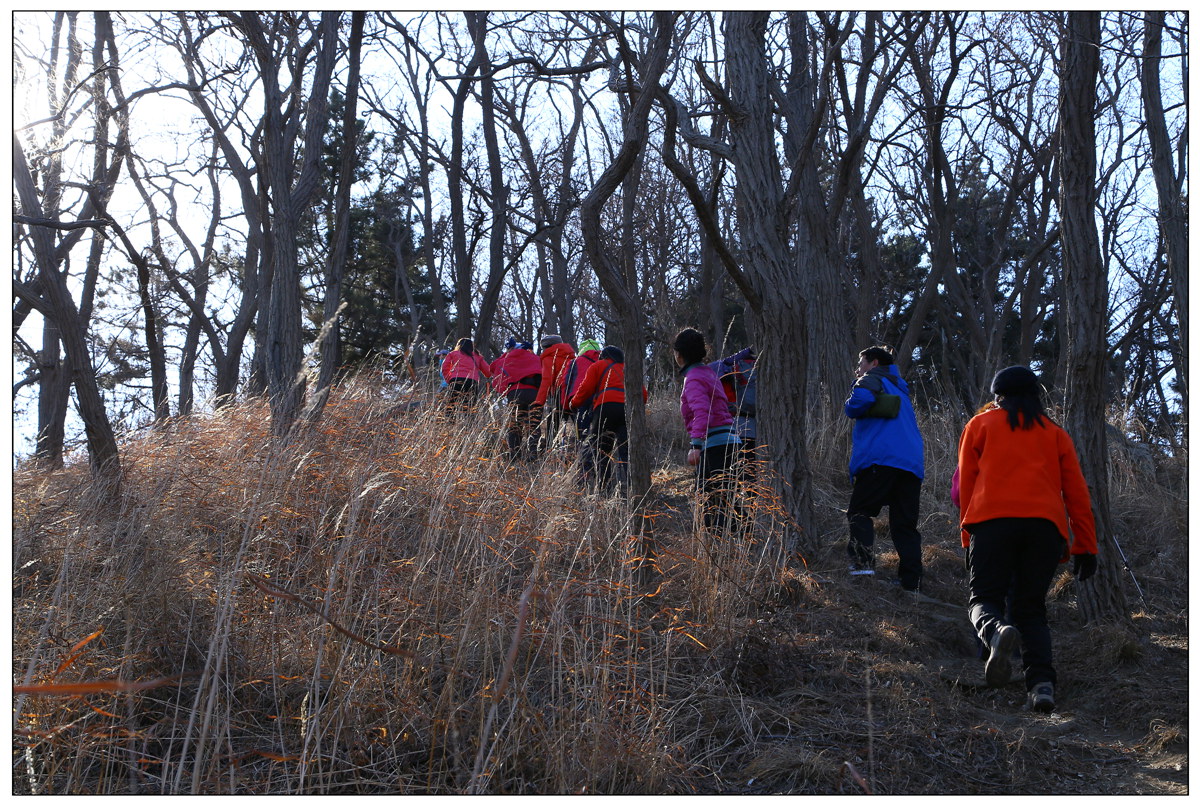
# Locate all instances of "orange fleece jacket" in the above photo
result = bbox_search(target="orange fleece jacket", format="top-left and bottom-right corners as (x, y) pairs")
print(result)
(567, 360), (647, 410)
(957, 408), (1097, 556)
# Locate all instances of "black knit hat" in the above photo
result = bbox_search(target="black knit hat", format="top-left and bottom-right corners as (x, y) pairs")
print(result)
(991, 365), (1039, 395)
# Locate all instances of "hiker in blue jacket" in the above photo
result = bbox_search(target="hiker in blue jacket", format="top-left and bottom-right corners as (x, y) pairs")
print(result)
(844, 345), (925, 591)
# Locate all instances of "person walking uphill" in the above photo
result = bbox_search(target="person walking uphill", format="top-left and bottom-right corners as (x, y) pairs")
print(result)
(533, 335), (577, 456)
(958, 366), (1098, 713)
(563, 338), (603, 481)
(844, 346), (925, 590)
(441, 338), (491, 413)
(490, 338), (543, 462)
(567, 344), (646, 493)
(675, 328), (743, 535)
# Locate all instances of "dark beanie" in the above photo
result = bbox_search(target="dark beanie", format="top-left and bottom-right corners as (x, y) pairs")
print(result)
(599, 345), (624, 363)
(991, 365), (1039, 395)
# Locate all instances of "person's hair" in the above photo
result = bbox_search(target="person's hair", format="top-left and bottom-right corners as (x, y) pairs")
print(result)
(996, 391), (1047, 431)
(673, 328), (707, 365)
(858, 346), (894, 366)
(599, 345), (624, 364)
(455, 337), (474, 357)
(989, 365), (1045, 430)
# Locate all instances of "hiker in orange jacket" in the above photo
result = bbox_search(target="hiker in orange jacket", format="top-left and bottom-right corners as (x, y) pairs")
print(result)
(533, 334), (577, 455)
(958, 365), (1098, 713)
(440, 338), (491, 413)
(490, 338), (543, 461)
(567, 344), (647, 491)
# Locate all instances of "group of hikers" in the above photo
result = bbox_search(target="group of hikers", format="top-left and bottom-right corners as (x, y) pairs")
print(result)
(437, 331), (1097, 715)
(436, 331), (757, 495)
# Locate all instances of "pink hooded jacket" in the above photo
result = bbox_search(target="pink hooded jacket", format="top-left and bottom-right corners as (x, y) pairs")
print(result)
(442, 350), (491, 383)
(679, 363), (735, 447)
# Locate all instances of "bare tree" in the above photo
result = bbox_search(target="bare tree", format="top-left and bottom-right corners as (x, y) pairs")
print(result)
(1140, 11), (1188, 421)
(226, 11), (339, 435)
(578, 11), (675, 567)
(1058, 11), (1129, 624)
(12, 11), (127, 476)
(307, 11), (366, 422)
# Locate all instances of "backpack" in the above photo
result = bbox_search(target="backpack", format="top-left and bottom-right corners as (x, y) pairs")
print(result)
(855, 372), (901, 419)
(561, 354), (596, 409)
(732, 359), (757, 418)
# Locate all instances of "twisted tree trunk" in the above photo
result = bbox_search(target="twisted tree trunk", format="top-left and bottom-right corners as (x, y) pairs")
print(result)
(1058, 11), (1129, 625)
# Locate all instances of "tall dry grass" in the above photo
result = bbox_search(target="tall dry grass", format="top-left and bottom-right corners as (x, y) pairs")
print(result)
(12, 369), (1188, 794)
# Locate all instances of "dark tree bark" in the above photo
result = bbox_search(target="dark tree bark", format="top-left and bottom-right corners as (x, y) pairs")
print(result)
(466, 11), (513, 352)
(232, 11), (339, 435)
(35, 319), (69, 467)
(1058, 11), (1129, 625)
(578, 11), (675, 570)
(176, 12), (268, 406)
(718, 12), (817, 552)
(1140, 10), (1188, 421)
(447, 23), (485, 340)
(13, 136), (121, 477)
(308, 11), (366, 423)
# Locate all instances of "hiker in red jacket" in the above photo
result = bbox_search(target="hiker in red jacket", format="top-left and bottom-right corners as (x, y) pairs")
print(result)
(490, 338), (543, 462)
(562, 338), (602, 481)
(567, 344), (646, 492)
(533, 334), (577, 456)
(440, 338), (491, 413)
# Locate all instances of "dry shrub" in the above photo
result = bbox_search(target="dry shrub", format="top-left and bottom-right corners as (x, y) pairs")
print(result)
(11, 370), (1188, 794)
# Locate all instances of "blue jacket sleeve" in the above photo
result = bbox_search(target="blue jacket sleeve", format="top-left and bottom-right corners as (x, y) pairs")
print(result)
(844, 381), (879, 419)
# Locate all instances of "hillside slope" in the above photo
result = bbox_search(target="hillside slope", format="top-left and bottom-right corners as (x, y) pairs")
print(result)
(12, 377), (1188, 794)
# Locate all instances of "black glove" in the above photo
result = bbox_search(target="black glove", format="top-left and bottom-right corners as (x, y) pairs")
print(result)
(1072, 553), (1097, 582)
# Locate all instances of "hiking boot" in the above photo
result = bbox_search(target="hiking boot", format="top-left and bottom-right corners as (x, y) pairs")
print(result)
(1028, 682), (1055, 713)
(984, 624), (1021, 687)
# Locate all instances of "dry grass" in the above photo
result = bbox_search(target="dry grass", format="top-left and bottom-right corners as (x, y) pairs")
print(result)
(11, 370), (1188, 794)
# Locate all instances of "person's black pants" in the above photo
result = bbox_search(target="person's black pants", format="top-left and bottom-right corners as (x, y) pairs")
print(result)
(967, 517), (1065, 690)
(504, 387), (539, 460)
(696, 441), (743, 535)
(847, 464), (923, 589)
(445, 378), (479, 413)
(591, 402), (628, 491)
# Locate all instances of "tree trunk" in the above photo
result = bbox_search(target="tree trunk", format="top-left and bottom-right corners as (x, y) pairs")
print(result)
(35, 321), (69, 468)
(1058, 11), (1129, 624)
(725, 11), (814, 552)
(466, 11), (512, 352)
(308, 11), (365, 422)
(236, 11), (338, 435)
(448, 31), (484, 341)
(14, 135), (121, 478)
(579, 11), (675, 573)
(1140, 10), (1188, 422)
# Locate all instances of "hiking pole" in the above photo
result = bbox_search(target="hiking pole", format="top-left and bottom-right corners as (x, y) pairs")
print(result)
(1108, 531), (1149, 611)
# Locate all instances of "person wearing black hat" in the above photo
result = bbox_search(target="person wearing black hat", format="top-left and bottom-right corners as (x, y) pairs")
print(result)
(957, 366), (1099, 712)
(843, 345), (926, 590)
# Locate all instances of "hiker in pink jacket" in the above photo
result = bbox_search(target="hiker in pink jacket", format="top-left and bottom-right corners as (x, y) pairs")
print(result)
(673, 327), (743, 535)
(440, 338), (491, 413)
